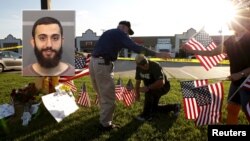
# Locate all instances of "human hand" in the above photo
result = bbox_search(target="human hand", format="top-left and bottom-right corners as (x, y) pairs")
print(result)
(139, 86), (149, 93)
(227, 72), (242, 81)
(181, 44), (195, 54)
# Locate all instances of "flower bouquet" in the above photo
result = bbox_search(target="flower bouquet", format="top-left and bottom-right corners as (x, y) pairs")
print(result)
(10, 82), (42, 125)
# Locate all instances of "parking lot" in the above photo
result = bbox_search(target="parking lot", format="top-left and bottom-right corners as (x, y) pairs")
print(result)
(114, 61), (230, 80)
(1, 60), (230, 81)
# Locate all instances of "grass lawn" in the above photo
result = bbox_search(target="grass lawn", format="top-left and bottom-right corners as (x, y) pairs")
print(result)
(0, 73), (248, 141)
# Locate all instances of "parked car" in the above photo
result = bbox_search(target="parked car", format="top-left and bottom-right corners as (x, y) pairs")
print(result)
(0, 51), (22, 72)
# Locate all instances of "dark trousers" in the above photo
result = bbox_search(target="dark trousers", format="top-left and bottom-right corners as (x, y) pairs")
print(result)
(142, 82), (176, 117)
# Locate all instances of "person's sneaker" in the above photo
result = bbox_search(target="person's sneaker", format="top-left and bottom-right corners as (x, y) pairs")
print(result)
(174, 104), (181, 117)
(135, 115), (152, 121)
(99, 124), (120, 131)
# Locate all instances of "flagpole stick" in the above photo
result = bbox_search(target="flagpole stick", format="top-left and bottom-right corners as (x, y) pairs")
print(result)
(227, 75), (250, 102)
(175, 76), (228, 82)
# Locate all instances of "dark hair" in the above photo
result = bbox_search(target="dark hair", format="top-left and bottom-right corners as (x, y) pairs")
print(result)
(32, 17), (63, 37)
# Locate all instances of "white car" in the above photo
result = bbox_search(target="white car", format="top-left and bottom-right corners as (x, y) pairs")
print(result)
(0, 51), (22, 72)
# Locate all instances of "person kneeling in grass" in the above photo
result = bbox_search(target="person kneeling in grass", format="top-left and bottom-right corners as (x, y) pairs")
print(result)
(134, 54), (180, 121)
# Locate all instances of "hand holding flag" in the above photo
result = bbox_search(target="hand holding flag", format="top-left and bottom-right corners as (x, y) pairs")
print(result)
(183, 29), (226, 71)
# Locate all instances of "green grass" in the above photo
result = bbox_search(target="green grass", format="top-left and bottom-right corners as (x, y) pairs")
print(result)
(0, 73), (248, 141)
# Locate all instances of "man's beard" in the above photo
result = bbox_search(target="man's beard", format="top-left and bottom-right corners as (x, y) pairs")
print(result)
(34, 44), (63, 68)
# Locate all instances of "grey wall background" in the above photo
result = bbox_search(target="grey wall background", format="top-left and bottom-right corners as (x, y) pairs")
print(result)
(22, 10), (75, 68)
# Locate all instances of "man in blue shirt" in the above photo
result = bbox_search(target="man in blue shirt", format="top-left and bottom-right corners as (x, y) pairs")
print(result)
(89, 21), (171, 131)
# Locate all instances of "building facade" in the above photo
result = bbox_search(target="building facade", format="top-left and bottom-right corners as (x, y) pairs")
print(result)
(0, 29), (229, 58)
(0, 34), (22, 53)
(75, 29), (99, 52)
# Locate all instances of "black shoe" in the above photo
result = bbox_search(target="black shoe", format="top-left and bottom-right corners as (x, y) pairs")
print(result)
(135, 114), (153, 121)
(99, 124), (120, 131)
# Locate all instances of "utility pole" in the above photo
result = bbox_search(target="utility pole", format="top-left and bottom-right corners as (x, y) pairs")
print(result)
(36, 0), (58, 93)
(41, 0), (51, 9)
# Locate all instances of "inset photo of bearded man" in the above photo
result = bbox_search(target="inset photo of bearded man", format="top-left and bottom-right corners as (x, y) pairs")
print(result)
(22, 10), (75, 76)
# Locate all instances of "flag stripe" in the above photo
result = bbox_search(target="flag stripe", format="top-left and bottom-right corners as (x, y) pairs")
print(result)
(185, 30), (226, 71)
(246, 102), (250, 118)
(123, 88), (136, 107)
(94, 94), (99, 105)
(59, 69), (90, 82)
(195, 82), (224, 126)
(77, 82), (91, 107)
(243, 77), (250, 90)
(180, 79), (208, 120)
(115, 85), (124, 101)
(60, 80), (77, 93)
(78, 91), (91, 107)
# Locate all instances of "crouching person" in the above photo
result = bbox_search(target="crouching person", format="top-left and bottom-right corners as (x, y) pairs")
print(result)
(135, 54), (180, 121)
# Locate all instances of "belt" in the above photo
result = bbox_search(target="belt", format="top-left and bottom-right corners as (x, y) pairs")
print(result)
(93, 56), (112, 65)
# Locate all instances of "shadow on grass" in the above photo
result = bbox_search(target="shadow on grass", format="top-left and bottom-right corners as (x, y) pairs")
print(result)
(0, 104), (105, 141)
(0, 104), (56, 140)
(107, 112), (177, 141)
(44, 115), (103, 141)
(150, 112), (178, 133)
(107, 118), (143, 141)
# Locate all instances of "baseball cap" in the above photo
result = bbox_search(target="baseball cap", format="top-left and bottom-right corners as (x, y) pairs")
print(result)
(119, 21), (134, 35)
(135, 54), (148, 65)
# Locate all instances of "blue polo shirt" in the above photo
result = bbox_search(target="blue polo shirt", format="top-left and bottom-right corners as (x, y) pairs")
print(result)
(92, 28), (156, 61)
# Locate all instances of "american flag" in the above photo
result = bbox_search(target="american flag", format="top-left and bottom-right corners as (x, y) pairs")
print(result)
(115, 78), (125, 101)
(75, 52), (91, 69)
(192, 82), (224, 126)
(84, 54), (91, 69)
(180, 79), (208, 120)
(59, 53), (90, 92)
(246, 100), (250, 120)
(228, 75), (250, 102)
(242, 75), (250, 91)
(60, 80), (77, 93)
(123, 79), (136, 107)
(59, 52), (90, 83)
(185, 29), (226, 71)
(77, 82), (91, 107)
(94, 94), (99, 105)
(75, 56), (85, 69)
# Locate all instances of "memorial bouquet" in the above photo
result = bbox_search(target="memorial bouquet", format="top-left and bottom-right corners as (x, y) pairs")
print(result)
(9, 82), (42, 125)
(10, 82), (42, 106)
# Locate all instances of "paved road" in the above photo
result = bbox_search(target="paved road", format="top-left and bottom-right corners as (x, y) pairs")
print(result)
(1, 61), (230, 81)
(114, 61), (230, 80)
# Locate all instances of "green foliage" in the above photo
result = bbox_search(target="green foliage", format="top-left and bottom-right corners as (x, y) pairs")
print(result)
(0, 73), (248, 141)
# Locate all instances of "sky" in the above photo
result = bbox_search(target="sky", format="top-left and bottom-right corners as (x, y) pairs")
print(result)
(0, 0), (236, 39)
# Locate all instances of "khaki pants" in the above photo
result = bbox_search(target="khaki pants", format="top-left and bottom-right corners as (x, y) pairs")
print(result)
(89, 57), (115, 127)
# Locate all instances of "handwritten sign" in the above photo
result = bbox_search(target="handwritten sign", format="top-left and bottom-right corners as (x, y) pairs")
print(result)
(42, 93), (79, 122)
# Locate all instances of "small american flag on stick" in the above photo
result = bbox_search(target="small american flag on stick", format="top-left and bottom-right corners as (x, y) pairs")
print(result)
(180, 79), (208, 120)
(185, 29), (226, 71)
(77, 82), (91, 107)
(123, 79), (136, 107)
(192, 82), (224, 126)
(115, 78), (125, 101)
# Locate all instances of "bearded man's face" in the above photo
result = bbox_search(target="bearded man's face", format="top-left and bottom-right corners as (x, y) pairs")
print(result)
(32, 24), (63, 68)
